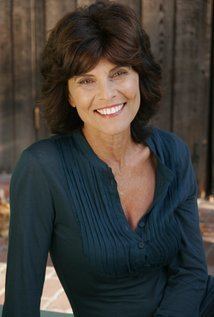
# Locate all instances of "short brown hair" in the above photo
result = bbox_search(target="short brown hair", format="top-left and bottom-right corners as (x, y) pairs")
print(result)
(40, 0), (162, 142)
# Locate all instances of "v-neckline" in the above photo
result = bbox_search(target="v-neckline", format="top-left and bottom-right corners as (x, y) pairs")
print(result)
(71, 126), (175, 238)
(108, 152), (165, 236)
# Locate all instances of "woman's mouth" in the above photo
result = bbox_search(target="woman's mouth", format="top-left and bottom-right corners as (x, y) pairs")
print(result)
(94, 102), (126, 118)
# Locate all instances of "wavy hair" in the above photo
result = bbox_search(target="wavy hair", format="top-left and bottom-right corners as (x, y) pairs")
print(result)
(39, 0), (162, 142)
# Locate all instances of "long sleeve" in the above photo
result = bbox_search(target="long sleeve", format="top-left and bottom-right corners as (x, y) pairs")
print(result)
(2, 149), (55, 317)
(154, 143), (208, 317)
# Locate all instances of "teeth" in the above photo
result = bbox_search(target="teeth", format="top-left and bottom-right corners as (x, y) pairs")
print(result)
(97, 103), (124, 115)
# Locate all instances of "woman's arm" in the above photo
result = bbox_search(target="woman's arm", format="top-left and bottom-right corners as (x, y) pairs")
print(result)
(154, 143), (208, 317)
(2, 149), (54, 317)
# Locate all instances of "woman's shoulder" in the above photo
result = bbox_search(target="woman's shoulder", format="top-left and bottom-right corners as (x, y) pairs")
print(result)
(22, 133), (72, 156)
(150, 126), (191, 167)
(15, 133), (71, 173)
(150, 127), (197, 197)
(152, 126), (188, 149)
(10, 134), (75, 188)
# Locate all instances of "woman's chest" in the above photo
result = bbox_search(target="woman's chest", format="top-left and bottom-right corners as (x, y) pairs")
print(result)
(52, 144), (181, 277)
(113, 153), (157, 231)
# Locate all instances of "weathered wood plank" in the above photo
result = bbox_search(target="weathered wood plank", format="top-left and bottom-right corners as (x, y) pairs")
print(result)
(45, 0), (76, 36)
(141, 0), (175, 131)
(77, 0), (95, 6)
(173, 0), (212, 196)
(0, 0), (14, 172)
(211, 1), (214, 196)
(0, 0), (213, 198)
(77, 0), (141, 16)
(36, 1), (76, 138)
(115, 0), (141, 17)
(34, 0), (49, 140)
(12, 0), (36, 162)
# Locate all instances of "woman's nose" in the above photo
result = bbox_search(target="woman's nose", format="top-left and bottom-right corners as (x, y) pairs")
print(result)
(97, 79), (117, 101)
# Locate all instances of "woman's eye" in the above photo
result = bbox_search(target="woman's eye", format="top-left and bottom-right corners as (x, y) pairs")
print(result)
(78, 79), (94, 85)
(78, 70), (128, 85)
(113, 70), (128, 77)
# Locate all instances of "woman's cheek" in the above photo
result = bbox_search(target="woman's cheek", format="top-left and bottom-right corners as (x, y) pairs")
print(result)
(122, 79), (140, 99)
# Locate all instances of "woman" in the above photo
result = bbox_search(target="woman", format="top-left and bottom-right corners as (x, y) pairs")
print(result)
(3, 1), (214, 316)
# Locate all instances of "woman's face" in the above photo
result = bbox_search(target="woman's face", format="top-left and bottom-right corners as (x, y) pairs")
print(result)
(67, 58), (140, 136)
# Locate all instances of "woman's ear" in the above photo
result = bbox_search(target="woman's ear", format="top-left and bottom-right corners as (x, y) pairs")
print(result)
(69, 100), (76, 108)
(68, 94), (76, 108)
(67, 82), (76, 108)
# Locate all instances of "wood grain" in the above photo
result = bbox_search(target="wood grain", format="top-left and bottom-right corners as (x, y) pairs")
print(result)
(12, 0), (36, 163)
(0, 0), (14, 172)
(0, 0), (213, 196)
(45, 0), (76, 36)
(173, 0), (212, 195)
(141, 0), (175, 131)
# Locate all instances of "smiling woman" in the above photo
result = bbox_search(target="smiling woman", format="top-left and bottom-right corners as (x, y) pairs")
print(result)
(39, 0), (162, 143)
(67, 59), (141, 137)
(2, 1), (214, 317)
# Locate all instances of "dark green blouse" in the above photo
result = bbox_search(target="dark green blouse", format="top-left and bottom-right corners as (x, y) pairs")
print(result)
(2, 126), (210, 316)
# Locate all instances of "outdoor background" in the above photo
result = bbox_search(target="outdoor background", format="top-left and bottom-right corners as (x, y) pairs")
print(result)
(0, 0), (214, 315)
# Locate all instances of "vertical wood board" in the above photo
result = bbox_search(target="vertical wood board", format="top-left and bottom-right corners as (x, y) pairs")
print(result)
(34, 0), (49, 140)
(45, 0), (76, 36)
(173, 0), (213, 195)
(0, 0), (14, 172)
(210, 0), (214, 195)
(115, 0), (141, 17)
(141, 0), (175, 131)
(12, 0), (36, 162)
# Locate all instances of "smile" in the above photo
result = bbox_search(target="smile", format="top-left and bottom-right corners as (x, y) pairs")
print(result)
(95, 103), (126, 117)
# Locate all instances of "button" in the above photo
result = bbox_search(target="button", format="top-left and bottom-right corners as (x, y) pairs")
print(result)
(139, 222), (145, 228)
(138, 241), (144, 249)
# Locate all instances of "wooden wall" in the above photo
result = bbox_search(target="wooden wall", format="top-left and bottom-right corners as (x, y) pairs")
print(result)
(0, 0), (213, 197)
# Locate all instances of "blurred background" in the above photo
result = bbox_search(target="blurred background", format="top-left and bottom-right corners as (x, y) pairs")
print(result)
(0, 0), (213, 314)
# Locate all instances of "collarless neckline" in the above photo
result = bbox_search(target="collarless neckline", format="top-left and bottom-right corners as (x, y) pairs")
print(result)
(71, 128), (111, 171)
(71, 126), (174, 180)
(69, 126), (175, 239)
